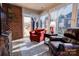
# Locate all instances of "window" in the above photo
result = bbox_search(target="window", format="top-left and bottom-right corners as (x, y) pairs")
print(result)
(57, 4), (72, 35)
(50, 4), (72, 35)
(50, 10), (58, 34)
(40, 14), (48, 29)
(40, 4), (72, 35)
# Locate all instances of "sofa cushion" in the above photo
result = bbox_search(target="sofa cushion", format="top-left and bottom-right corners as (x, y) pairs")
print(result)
(63, 28), (79, 44)
(64, 29), (76, 39)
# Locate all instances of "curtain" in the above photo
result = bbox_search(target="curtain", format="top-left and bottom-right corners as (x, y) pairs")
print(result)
(40, 20), (42, 28)
(36, 21), (38, 28)
(31, 17), (35, 30)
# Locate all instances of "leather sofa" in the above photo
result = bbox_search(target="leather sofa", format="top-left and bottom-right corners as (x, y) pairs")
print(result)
(30, 29), (46, 42)
(47, 28), (79, 56)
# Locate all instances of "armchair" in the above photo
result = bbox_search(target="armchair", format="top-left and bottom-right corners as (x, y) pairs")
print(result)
(30, 29), (46, 42)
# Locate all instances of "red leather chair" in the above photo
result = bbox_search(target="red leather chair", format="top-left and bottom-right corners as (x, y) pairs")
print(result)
(30, 29), (46, 42)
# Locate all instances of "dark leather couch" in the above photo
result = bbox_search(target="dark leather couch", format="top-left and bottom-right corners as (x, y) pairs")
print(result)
(47, 28), (79, 56)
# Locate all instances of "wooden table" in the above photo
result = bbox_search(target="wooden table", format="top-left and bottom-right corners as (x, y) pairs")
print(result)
(49, 36), (66, 43)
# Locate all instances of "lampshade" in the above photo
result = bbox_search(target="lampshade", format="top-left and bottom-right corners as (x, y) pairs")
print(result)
(50, 21), (56, 27)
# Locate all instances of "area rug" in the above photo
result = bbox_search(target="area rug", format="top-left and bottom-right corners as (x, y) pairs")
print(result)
(12, 37), (49, 56)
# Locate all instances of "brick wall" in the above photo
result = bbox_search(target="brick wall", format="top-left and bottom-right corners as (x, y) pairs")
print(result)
(2, 4), (23, 40)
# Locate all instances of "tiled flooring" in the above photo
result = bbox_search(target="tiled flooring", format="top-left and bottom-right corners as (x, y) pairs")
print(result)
(12, 37), (50, 56)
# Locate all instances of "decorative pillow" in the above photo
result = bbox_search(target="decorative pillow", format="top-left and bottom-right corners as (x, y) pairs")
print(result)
(64, 28), (79, 44)
(75, 29), (79, 40)
(64, 36), (77, 43)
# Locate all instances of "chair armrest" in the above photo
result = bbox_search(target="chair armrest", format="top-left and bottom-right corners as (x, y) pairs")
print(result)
(30, 31), (35, 35)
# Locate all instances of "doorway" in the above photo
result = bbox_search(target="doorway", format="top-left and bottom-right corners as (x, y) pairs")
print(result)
(23, 16), (31, 37)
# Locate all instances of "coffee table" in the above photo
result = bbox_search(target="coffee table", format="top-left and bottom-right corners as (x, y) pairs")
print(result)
(45, 33), (58, 38)
(49, 36), (66, 43)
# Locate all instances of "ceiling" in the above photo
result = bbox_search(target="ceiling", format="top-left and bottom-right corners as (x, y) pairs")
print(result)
(12, 3), (61, 13)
